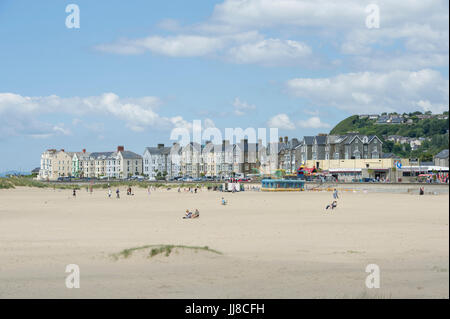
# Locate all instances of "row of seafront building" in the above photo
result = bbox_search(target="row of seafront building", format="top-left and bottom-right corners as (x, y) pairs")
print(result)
(38, 133), (449, 182)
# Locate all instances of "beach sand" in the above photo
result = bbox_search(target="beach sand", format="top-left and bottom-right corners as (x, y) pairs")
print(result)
(0, 186), (448, 298)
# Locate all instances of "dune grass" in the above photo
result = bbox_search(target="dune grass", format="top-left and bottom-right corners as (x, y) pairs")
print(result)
(0, 176), (220, 190)
(111, 244), (222, 260)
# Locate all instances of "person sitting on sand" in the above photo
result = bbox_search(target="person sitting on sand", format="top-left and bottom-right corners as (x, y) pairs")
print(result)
(221, 197), (227, 205)
(183, 209), (193, 219)
(192, 209), (200, 218)
(325, 200), (337, 210)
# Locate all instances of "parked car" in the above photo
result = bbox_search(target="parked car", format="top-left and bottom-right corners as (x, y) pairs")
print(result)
(129, 175), (144, 181)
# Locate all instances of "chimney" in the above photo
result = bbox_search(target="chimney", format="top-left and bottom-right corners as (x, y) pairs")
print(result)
(279, 137), (283, 143)
(284, 136), (288, 144)
(82, 149), (86, 153)
(157, 144), (164, 149)
(117, 146), (124, 152)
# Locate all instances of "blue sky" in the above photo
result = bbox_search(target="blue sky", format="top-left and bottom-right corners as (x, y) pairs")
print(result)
(0, 0), (448, 171)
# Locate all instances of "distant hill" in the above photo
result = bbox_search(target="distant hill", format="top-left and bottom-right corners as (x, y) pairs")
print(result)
(330, 112), (449, 161)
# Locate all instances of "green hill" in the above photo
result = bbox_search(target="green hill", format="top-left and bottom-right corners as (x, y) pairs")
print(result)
(330, 113), (449, 161)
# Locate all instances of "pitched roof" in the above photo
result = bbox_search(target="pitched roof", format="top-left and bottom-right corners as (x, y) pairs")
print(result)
(435, 149), (449, 159)
(314, 135), (327, 145)
(327, 135), (348, 144)
(303, 136), (314, 145)
(74, 151), (91, 160)
(120, 151), (142, 159)
(144, 147), (165, 155)
(90, 152), (114, 159)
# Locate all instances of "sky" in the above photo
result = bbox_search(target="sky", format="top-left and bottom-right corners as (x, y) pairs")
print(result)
(0, 0), (448, 171)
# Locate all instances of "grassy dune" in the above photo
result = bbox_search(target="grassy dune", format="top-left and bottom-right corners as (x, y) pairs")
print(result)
(111, 244), (222, 260)
(0, 176), (219, 190)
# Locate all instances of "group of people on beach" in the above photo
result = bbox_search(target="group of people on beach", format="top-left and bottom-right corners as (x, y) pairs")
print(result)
(106, 188), (120, 198)
(325, 188), (339, 211)
(183, 209), (200, 219)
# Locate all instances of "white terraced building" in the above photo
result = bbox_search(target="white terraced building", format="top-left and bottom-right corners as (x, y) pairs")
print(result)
(143, 144), (181, 180)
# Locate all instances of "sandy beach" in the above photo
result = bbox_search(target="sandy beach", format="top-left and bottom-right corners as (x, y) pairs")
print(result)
(0, 186), (448, 299)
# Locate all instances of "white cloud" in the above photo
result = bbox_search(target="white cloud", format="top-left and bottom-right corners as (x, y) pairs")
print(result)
(267, 113), (295, 130)
(0, 92), (190, 137)
(95, 31), (314, 66)
(209, 0), (449, 69)
(94, 1), (448, 69)
(232, 97), (256, 116)
(203, 118), (216, 129)
(297, 116), (330, 129)
(211, 0), (448, 30)
(227, 38), (312, 65)
(95, 32), (260, 58)
(211, 0), (366, 29)
(286, 69), (449, 113)
(52, 124), (71, 136)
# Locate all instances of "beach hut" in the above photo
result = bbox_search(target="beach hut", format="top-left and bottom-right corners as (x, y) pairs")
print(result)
(261, 179), (305, 191)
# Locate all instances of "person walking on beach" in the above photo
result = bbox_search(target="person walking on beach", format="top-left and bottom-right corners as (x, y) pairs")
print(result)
(148, 186), (151, 196)
(333, 188), (339, 199)
(73, 188), (76, 197)
(108, 188), (112, 198)
(116, 188), (120, 198)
